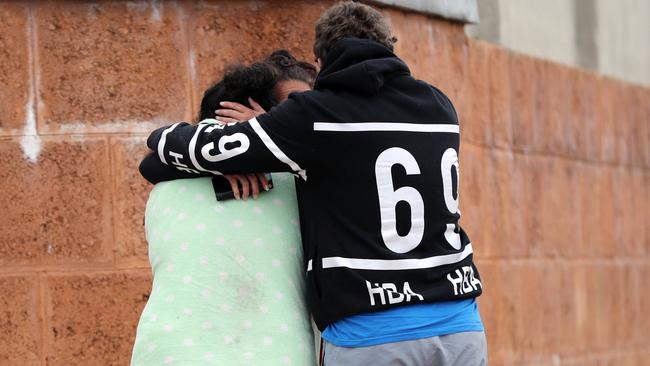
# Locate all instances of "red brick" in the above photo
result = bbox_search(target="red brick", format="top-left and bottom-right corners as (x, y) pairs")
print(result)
(459, 144), (492, 256)
(45, 271), (151, 366)
(560, 158), (584, 259)
(572, 71), (600, 162)
(628, 86), (648, 168)
(607, 265), (628, 351)
(509, 53), (545, 152)
(579, 263), (609, 352)
(111, 136), (152, 263)
(513, 261), (562, 363)
(510, 154), (540, 256)
(621, 266), (643, 347)
(188, 0), (332, 112)
(487, 45), (513, 148)
(565, 262), (589, 357)
(577, 164), (616, 258)
(474, 260), (522, 365)
(0, 3), (30, 134)
(564, 68), (593, 160)
(461, 145), (523, 258)
(513, 154), (581, 258)
(456, 41), (491, 146)
(0, 137), (112, 266)
(594, 77), (618, 164)
(488, 150), (525, 258)
(390, 10), (436, 81)
(612, 167), (645, 257)
(642, 88), (650, 168)
(612, 81), (634, 166)
(645, 172), (650, 255)
(0, 275), (40, 365)
(35, 2), (190, 133)
(541, 62), (573, 156)
(391, 12), (468, 106)
(641, 264), (650, 345)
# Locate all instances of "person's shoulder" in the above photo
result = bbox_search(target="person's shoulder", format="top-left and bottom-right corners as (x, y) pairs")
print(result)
(415, 80), (458, 123)
(287, 89), (329, 104)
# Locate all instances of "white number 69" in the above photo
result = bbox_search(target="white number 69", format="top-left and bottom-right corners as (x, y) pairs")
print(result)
(375, 147), (461, 253)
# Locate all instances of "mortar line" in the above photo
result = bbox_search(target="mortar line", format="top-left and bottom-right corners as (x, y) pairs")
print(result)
(0, 267), (152, 277)
(25, 6), (47, 364)
(37, 272), (48, 366)
(461, 140), (650, 173)
(474, 257), (648, 266)
(107, 134), (118, 268)
(0, 257), (645, 277)
(179, 1), (196, 121)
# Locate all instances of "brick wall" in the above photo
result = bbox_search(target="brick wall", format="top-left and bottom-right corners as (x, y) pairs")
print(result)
(0, 1), (648, 365)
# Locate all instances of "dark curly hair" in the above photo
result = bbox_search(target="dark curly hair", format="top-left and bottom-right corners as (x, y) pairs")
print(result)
(198, 50), (317, 121)
(197, 63), (277, 121)
(265, 50), (318, 87)
(313, 1), (397, 62)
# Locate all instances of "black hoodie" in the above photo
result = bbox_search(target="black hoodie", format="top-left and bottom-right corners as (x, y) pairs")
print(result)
(143, 38), (482, 330)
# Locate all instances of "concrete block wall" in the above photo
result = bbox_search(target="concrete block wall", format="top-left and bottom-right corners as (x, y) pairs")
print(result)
(0, 1), (648, 365)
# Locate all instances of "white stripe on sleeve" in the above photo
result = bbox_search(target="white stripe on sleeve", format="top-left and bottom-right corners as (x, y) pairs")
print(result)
(157, 122), (181, 165)
(249, 117), (307, 180)
(187, 123), (222, 175)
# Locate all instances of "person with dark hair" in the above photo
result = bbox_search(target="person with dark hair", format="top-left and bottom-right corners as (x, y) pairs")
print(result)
(131, 52), (318, 366)
(141, 2), (486, 365)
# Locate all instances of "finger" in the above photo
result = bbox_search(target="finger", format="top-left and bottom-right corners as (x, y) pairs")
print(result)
(219, 101), (249, 113)
(225, 175), (241, 200)
(237, 175), (250, 201)
(215, 108), (246, 120)
(248, 98), (266, 113)
(246, 174), (260, 199)
(257, 173), (269, 191)
(215, 116), (239, 124)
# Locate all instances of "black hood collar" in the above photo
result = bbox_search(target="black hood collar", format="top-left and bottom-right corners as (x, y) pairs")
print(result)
(314, 38), (410, 95)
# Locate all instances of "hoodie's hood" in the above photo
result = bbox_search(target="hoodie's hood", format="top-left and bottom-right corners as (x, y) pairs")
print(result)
(314, 38), (411, 95)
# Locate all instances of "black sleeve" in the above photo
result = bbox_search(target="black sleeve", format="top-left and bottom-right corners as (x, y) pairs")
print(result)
(142, 97), (315, 183)
(139, 153), (210, 184)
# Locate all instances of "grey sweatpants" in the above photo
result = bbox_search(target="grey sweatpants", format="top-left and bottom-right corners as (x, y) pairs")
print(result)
(323, 331), (487, 366)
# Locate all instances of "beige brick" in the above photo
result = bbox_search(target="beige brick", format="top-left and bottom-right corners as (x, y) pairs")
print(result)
(35, 2), (190, 133)
(0, 275), (40, 365)
(45, 271), (151, 366)
(0, 3), (30, 135)
(0, 137), (112, 265)
(111, 136), (152, 262)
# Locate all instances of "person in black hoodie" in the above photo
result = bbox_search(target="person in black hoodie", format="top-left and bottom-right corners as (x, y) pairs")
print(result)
(142, 2), (486, 365)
